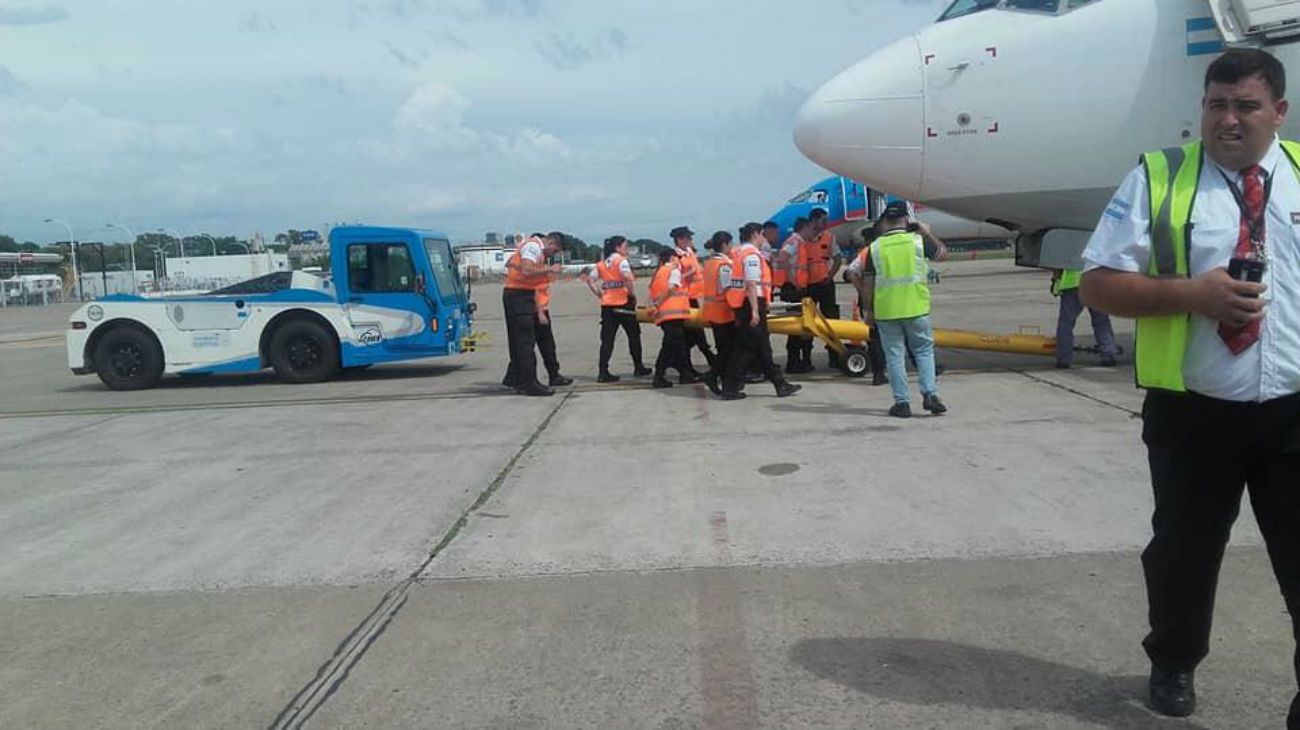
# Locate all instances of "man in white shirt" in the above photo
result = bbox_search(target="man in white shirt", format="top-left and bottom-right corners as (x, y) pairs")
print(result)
(1081, 49), (1300, 727)
(502, 231), (568, 396)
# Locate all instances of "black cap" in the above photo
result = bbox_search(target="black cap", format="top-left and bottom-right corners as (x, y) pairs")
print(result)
(670, 226), (694, 240)
(880, 201), (910, 221)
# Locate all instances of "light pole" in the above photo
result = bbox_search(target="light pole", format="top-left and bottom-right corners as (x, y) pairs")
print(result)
(106, 223), (138, 292)
(196, 233), (218, 256)
(158, 228), (186, 258)
(43, 217), (81, 301)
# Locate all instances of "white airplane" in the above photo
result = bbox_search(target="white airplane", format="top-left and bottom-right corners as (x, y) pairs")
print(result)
(792, 0), (1300, 267)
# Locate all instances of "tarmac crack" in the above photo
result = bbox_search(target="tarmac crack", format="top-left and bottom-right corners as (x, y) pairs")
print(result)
(266, 389), (575, 730)
(1012, 369), (1142, 417)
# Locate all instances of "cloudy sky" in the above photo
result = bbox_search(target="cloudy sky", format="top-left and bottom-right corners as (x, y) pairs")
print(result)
(1, 0), (945, 246)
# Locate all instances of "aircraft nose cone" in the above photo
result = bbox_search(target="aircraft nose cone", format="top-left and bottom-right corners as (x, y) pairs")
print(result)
(793, 35), (924, 199)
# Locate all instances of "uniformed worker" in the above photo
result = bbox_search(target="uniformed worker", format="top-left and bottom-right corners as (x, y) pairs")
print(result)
(502, 231), (569, 396)
(531, 271), (572, 387)
(853, 202), (947, 417)
(719, 222), (801, 400)
(648, 248), (701, 388)
(1080, 49), (1300, 727)
(782, 217), (815, 372)
(670, 226), (718, 377)
(805, 207), (844, 367)
(1050, 267), (1118, 369)
(582, 235), (650, 382)
(700, 231), (737, 396)
(846, 226), (889, 386)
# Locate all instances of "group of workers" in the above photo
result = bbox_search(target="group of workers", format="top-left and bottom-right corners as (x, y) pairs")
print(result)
(500, 47), (1300, 727)
(499, 202), (952, 415)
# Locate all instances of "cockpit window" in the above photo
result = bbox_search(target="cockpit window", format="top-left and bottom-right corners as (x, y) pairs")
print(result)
(939, 0), (1068, 20)
(1003, 0), (1060, 11)
(938, 0), (999, 21)
(788, 190), (813, 204)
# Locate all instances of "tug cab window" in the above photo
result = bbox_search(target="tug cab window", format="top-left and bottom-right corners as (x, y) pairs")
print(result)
(348, 243), (416, 293)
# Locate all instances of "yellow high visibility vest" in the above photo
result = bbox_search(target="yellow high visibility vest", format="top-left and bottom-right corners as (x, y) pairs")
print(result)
(1136, 139), (1300, 391)
(1052, 269), (1082, 296)
(869, 230), (930, 320)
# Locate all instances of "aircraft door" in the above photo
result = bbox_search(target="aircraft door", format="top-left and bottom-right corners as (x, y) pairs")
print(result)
(843, 179), (868, 221)
(1212, 1), (1300, 44)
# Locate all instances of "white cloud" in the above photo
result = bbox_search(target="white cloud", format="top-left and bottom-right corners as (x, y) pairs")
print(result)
(0, 0), (943, 243)
(0, 4), (68, 25)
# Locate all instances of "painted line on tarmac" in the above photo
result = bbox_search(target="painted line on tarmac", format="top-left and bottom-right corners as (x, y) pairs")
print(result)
(0, 335), (62, 349)
(268, 389), (575, 730)
(697, 511), (760, 730)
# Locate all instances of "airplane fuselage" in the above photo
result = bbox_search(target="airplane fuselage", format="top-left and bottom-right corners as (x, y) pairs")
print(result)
(794, 0), (1300, 235)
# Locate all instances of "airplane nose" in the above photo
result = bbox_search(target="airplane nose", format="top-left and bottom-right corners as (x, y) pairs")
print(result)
(793, 35), (924, 199)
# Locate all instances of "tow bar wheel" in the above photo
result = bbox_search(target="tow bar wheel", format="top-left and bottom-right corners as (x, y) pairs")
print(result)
(842, 345), (870, 378)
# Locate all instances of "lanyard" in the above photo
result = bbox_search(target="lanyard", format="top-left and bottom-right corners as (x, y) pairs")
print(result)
(1219, 165), (1275, 246)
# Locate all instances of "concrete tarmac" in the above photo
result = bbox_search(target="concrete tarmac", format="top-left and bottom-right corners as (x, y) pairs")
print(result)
(0, 259), (1292, 729)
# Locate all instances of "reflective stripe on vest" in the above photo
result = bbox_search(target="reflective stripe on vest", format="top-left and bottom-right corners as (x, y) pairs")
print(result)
(536, 284), (551, 310)
(650, 262), (690, 324)
(1052, 269), (1083, 296)
(701, 254), (736, 324)
(597, 254), (630, 307)
(1136, 139), (1300, 391)
(869, 230), (930, 320)
(504, 241), (549, 291)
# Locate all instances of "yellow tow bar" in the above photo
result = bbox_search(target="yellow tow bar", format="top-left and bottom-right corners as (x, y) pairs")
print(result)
(635, 298), (1057, 375)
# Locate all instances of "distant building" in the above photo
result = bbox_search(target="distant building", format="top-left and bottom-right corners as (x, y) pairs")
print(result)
(454, 242), (509, 279)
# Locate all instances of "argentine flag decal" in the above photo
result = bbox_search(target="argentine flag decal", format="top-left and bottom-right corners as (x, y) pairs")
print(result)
(1187, 17), (1224, 56)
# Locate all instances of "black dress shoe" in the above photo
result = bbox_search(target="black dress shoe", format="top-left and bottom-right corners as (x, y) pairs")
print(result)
(775, 382), (801, 398)
(548, 374), (573, 387)
(679, 372), (703, 385)
(633, 366), (652, 377)
(652, 377), (674, 389)
(515, 383), (554, 397)
(744, 372), (766, 384)
(502, 378), (519, 389)
(703, 372), (723, 396)
(597, 372), (621, 383)
(871, 373), (888, 386)
(1149, 667), (1196, 718)
(719, 389), (747, 400)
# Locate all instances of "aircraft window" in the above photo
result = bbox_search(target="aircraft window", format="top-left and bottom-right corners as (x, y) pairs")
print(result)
(1002, 0), (1061, 11)
(1064, 0), (1097, 8)
(938, 0), (999, 21)
(787, 190), (813, 204)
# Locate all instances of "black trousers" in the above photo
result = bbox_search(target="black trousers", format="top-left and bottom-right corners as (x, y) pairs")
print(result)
(685, 299), (717, 371)
(654, 320), (690, 377)
(1141, 390), (1300, 729)
(724, 301), (783, 391)
(710, 322), (737, 380)
(502, 288), (540, 387)
(867, 323), (887, 378)
(599, 306), (644, 373)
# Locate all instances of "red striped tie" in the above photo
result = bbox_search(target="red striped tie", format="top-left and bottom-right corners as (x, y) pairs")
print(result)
(1218, 164), (1265, 354)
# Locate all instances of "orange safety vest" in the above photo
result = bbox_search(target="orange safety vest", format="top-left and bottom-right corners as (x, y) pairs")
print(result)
(504, 239), (550, 291)
(675, 247), (705, 300)
(700, 253), (736, 325)
(596, 253), (631, 307)
(768, 241), (789, 288)
(725, 243), (772, 308)
(649, 261), (691, 324)
(796, 231), (833, 288)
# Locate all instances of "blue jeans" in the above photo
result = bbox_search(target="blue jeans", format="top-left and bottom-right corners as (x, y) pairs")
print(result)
(876, 315), (938, 404)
